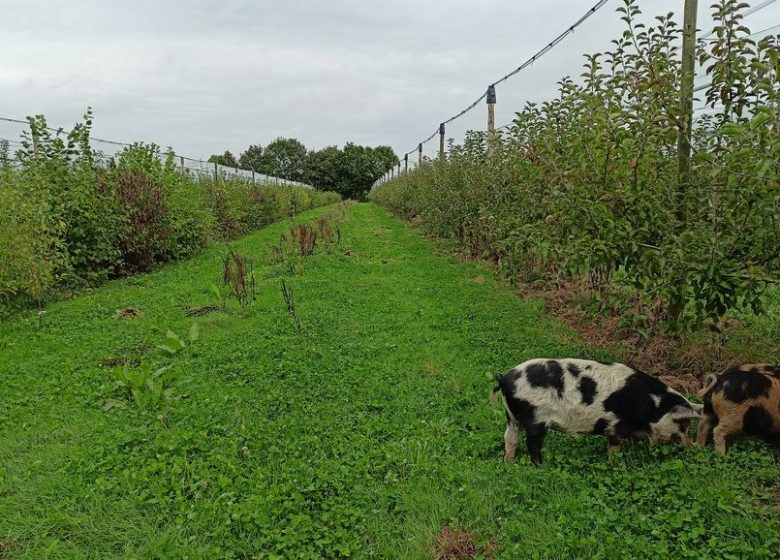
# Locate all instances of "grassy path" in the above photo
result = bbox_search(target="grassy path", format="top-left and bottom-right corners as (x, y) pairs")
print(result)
(1, 203), (778, 559)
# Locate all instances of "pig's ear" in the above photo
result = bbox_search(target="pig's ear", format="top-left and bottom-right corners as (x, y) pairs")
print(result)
(669, 405), (701, 419)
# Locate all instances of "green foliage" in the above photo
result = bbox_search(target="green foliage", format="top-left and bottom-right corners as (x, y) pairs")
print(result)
(305, 143), (398, 200)
(238, 144), (264, 172)
(269, 213), (344, 277)
(159, 151), (217, 258)
(156, 329), (186, 355)
(279, 277), (301, 334)
(237, 138), (308, 181)
(259, 137), (308, 181)
(15, 110), (123, 289)
(0, 204), (777, 558)
(110, 326), (199, 408)
(230, 138), (398, 199)
(0, 159), (58, 304)
(209, 282), (231, 311)
(207, 150), (240, 168)
(0, 114), (340, 312)
(372, 0), (780, 331)
(108, 363), (179, 408)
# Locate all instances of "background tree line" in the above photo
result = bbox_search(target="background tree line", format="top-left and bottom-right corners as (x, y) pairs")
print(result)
(209, 138), (397, 200)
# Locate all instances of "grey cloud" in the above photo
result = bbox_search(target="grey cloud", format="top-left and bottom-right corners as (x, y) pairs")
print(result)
(1, 0), (779, 161)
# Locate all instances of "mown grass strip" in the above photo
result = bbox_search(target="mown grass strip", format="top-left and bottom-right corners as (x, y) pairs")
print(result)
(0, 203), (778, 559)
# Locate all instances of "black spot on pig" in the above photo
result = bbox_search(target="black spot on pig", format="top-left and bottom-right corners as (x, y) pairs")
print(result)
(497, 369), (537, 427)
(577, 376), (598, 406)
(742, 405), (775, 438)
(719, 367), (773, 402)
(526, 360), (565, 397)
(763, 365), (780, 378)
(603, 370), (686, 436)
(593, 418), (610, 435)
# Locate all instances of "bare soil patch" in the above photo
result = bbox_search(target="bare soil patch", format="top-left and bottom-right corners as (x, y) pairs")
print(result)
(100, 357), (140, 368)
(114, 307), (141, 319)
(434, 528), (492, 560)
(186, 306), (221, 317)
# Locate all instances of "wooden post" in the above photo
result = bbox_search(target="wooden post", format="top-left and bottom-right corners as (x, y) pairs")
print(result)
(180, 155), (185, 171)
(487, 84), (497, 157)
(439, 123), (446, 160)
(213, 161), (218, 181)
(418, 143), (423, 167)
(252, 169), (256, 183)
(404, 154), (408, 174)
(677, 0), (698, 218)
(397, 160), (401, 177)
(31, 121), (39, 158)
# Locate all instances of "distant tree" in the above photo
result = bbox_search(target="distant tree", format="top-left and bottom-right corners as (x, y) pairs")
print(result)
(230, 138), (396, 197)
(261, 138), (307, 181)
(208, 150), (239, 168)
(370, 146), (399, 178)
(304, 143), (398, 200)
(304, 146), (344, 193)
(238, 144), (264, 173)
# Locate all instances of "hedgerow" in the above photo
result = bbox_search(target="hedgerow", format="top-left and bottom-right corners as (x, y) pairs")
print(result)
(371, 0), (780, 332)
(0, 113), (340, 311)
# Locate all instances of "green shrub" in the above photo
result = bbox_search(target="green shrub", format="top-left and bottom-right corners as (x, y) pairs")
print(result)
(114, 166), (170, 274)
(0, 161), (58, 306)
(13, 113), (122, 288)
(0, 115), (340, 311)
(372, 0), (780, 331)
(160, 153), (216, 259)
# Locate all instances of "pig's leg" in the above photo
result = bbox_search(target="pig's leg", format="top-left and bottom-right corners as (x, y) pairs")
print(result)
(607, 436), (625, 455)
(504, 421), (521, 462)
(713, 422), (739, 455)
(526, 423), (547, 466)
(695, 415), (714, 446)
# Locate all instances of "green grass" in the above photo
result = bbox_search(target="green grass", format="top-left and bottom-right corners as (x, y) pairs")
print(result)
(725, 286), (780, 364)
(1, 203), (778, 559)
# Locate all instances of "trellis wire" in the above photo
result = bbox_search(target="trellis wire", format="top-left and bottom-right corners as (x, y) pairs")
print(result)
(398, 0), (613, 161)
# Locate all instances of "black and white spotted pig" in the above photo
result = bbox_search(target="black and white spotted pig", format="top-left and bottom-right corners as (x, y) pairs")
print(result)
(696, 364), (780, 454)
(494, 359), (700, 465)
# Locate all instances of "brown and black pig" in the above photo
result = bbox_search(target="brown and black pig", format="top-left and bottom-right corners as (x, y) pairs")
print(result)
(696, 364), (780, 454)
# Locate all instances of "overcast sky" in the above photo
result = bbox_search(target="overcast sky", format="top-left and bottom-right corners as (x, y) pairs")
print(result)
(2, 0), (779, 162)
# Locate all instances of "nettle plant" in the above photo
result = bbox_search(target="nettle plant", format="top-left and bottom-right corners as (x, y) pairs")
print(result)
(372, 0), (780, 333)
(269, 216), (343, 276)
(222, 248), (257, 309)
